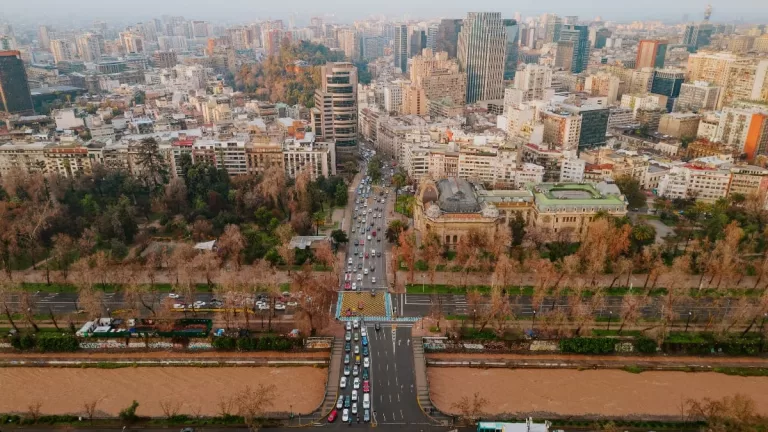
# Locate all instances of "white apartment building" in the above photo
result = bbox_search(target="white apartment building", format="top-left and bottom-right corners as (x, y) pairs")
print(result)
(560, 157), (586, 182)
(504, 64), (554, 107)
(282, 132), (336, 179)
(658, 162), (731, 202)
(192, 140), (248, 175)
(674, 81), (720, 113)
(620, 93), (665, 119)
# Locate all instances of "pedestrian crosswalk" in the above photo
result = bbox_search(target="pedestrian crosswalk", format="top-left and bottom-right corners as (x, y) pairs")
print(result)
(404, 294), (468, 313)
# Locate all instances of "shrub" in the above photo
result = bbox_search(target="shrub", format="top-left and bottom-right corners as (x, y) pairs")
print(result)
(559, 337), (615, 354)
(119, 400), (140, 423)
(634, 337), (657, 354)
(10, 333), (36, 350)
(37, 334), (79, 352)
(211, 336), (236, 351)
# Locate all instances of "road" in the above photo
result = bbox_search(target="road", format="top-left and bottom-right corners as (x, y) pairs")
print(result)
(404, 292), (740, 323)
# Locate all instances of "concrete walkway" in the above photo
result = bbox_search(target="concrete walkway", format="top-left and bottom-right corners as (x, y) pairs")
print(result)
(412, 337), (452, 426)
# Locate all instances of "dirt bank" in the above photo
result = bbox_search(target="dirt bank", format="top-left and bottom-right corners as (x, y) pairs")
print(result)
(426, 352), (768, 366)
(0, 367), (325, 416)
(428, 368), (768, 418)
(0, 350), (329, 360)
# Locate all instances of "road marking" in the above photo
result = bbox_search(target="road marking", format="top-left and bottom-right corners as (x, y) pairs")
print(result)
(400, 410), (403, 420)
(397, 393), (400, 402)
(389, 395), (391, 403)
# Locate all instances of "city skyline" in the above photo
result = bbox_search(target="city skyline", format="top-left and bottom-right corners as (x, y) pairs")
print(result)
(2, 0), (767, 26)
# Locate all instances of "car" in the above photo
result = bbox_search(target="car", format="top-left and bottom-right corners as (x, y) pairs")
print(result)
(354, 332), (359, 342)
(371, 277), (376, 284)
(358, 263), (363, 270)
(328, 408), (338, 422)
(362, 368), (369, 380)
(362, 336), (368, 346)
(274, 303), (286, 310)
(367, 235), (372, 240)
(344, 395), (351, 408)
(363, 380), (370, 393)
(336, 396), (344, 409)
(353, 377), (360, 389)
(173, 303), (186, 309)
(366, 226), (371, 232)
(364, 252), (369, 259)
(345, 332), (351, 341)
(377, 237), (381, 242)
(345, 342), (351, 352)
(347, 265), (353, 272)
(193, 300), (206, 308)
(351, 402), (358, 415)
(258, 303), (269, 310)
(344, 354), (350, 364)
(210, 299), (223, 307)
(346, 322), (352, 331)
(168, 293), (180, 299)
(340, 377), (347, 388)
(287, 300), (298, 307)
(372, 230), (377, 237)
(352, 282), (357, 291)
(363, 356), (370, 368)
(364, 409), (370, 422)
(363, 394), (370, 409)
(342, 409), (349, 423)
(355, 354), (361, 365)
(344, 281), (351, 290)
(345, 273), (351, 281)
(353, 319), (359, 329)
(354, 240), (359, 246)
(375, 322), (381, 331)
(376, 251), (381, 257)
(357, 273), (363, 281)
(352, 390), (358, 402)
(364, 269), (369, 275)
(354, 345), (360, 355)
(353, 363), (360, 375)
(362, 346), (369, 356)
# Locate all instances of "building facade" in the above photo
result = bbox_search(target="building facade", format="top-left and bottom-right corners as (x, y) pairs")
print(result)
(457, 12), (507, 103)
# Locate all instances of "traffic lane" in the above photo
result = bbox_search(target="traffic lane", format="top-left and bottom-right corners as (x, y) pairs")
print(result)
(369, 325), (427, 424)
(404, 293), (726, 319)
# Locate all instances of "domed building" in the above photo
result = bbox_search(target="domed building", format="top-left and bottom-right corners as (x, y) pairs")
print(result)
(413, 177), (534, 248)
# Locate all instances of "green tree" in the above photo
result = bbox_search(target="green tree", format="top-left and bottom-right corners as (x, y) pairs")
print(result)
(136, 137), (168, 192)
(331, 229), (348, 246)
(386, 220), (407, 243)
(509, 212), (526, 246)
(334, 182), (348, 207)
(614, 176), (646, 209)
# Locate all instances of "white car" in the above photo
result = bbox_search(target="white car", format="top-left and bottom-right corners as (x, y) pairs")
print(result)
(352, 282), (357, 290)
(364, 269), (369, 275)
(357, 273), (363, 281)
(364, 357), (370, 368)
(353, 319), (359, 329)
(340, 377), (347, 389)
(367, 235), (372, 240)
(274, 303), (286, 310)
(342, 409), (349, 422)
(337, 396), (344, 409)
(173, 303), (186, 309)
(351, 402), (358, 415)
(345, 332), (351, 341)
(168, 293), (180, 299)
(371, 277), (376, 284)
(353, 377), (360, 389)
(287, 301), (298, 307)
(193, 301), (206, 308)
(258, 303), (269, 310)
(352, 390), (358, 402)
(363, 394), (370, 409)
(361, 328), (367, 337)
(346, 322), (352, 331)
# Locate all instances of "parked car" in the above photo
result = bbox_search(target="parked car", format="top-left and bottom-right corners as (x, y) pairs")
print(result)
(364, 409), (370, 422)
(336, 396), (344, 409)
(328, 408), (338, 422)
(340, 377), (347, 388)
(342, 408), (349, 423)
(168, 293), (180, 299)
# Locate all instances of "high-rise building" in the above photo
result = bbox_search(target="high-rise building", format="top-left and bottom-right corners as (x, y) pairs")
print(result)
(410, 29), (426, 57)
(591, 28), (611, 49)
(674, 81), (720, 112)
(504, 64), (554, 106)
(426, 24), (439, 51)
(76, 33), (102, 63)
(409, 49), (467, 106)
(311, 62), (358, 147)
(152, 51), (178, 69)
(362, 36), (385, 60)
(502, 19), (519, 81)
(38, 26), (52, 52)
(683, 23), (714, 52)
(651, 69), (685, 112)
(120, 31), (144, 54)
(457, 12), (507, 103)
(554, 41), (574, 71)
(563, 104), (610, 152)
(0, 50), (34, 115)
(435, 19), (463, 58)
(635, 39), (667, 69)
(50, 39), (75, 63)
(559, 25), (589, 73)
(393, 25), (408, 73)
(544, 14), (562, 43)
(338, 28), (360, 61)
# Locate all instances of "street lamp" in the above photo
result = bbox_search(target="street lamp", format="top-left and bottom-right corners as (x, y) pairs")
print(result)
(607, 311), (612, 331)
(472, 309), (476, 329)
(685, 311), (692, 332)
(531, 310), (537, 331)
(107, 308), (111, 318)
(422, 273), (425, 293)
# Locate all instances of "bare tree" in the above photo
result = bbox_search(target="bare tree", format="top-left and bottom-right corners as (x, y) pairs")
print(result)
(0, 280), (20, 332)
(83, 399), (100, 424)
(159, 399), (182, 419)
(218, 395), (237, 417)
(235, 384), (278, 428)
(190, 250), (220, 287)
(685, 394), (764, 432)
(451, 391), (488, 425)
(218, 224), (246, 269)
(26, 401), (42, 423)
(617, 295), (648, 334)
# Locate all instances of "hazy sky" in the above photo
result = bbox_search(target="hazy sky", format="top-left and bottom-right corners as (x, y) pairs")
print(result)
(3, 0), (766, 25)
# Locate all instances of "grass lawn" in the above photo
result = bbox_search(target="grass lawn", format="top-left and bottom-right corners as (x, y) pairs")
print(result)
(18, 282), (213, 293)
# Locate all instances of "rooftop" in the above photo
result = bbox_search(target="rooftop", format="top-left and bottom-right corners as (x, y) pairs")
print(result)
(529, 182), (626, 209)
(436, 178), (480, 213)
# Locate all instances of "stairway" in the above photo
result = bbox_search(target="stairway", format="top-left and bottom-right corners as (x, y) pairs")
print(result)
(412, 337), (453, 426)
(315, 338), (344, 423)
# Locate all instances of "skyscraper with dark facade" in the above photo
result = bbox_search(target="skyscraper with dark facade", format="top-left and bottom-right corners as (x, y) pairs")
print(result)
(651, 69), (685, 112)
(435, 19), (463, 58)
(0, 50), (34, 115)
(559, 25), (589, 73)
(503, 19), (519, 81)
(393, 25), (409, 73)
